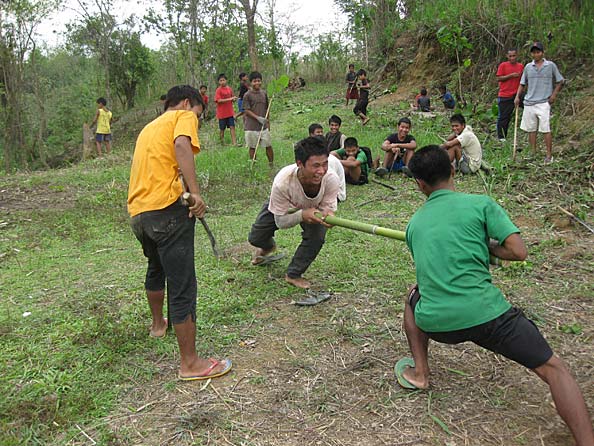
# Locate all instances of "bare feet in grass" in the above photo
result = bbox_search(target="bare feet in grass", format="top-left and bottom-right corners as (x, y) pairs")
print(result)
(285, 275), (311, 289)
(149, 318), (167, 338)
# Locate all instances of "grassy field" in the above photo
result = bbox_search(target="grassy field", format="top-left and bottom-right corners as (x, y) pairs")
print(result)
(0, 84), (592, 445)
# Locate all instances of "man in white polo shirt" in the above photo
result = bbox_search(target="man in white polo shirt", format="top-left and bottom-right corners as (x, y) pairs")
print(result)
(515, 42), (564, 164)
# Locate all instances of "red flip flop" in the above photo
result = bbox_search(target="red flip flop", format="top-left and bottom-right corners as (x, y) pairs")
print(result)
(178, 358), (233, 381)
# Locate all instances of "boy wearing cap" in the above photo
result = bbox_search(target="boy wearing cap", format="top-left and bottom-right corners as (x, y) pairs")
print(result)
(514, 42), (564, 164)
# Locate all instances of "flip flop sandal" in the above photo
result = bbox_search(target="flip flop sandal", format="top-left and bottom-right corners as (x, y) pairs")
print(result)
(394, 357), (418, 390)
(252, 253), (285, 266)
(179, 358), (233, 381)
(295, 290), (332, 306)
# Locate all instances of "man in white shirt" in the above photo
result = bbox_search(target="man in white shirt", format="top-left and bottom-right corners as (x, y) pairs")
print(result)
(440, 114), (482, 174)
(308, 123), (346, 202)
(248, 137), (340, 289)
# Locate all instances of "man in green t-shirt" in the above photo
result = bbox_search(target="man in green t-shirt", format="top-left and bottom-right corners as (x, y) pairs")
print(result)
(330, 137), (369, 185)
(398, 145), (593, 445)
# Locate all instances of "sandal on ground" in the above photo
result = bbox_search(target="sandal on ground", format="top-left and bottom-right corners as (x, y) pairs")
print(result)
(178, 358), (233, 381)
(251, 252), (285, 266)
(394, 357), (418, 390)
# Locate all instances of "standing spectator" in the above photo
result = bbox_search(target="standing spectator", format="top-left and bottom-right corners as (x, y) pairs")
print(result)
(496, 48), (524, 141)
(242, 71), (274, 166)
(90, 97), (113, 156)
(345, 64), (358, 107)
(515, 42), (564, 164)
(353, 69), (370, 125)
(235, 72), (250, 119)
(199, 85), (209, 120)
(214, 74), (238, 145)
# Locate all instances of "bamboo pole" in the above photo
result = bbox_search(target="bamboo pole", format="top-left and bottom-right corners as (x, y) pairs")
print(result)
(315, 212), (405, 241)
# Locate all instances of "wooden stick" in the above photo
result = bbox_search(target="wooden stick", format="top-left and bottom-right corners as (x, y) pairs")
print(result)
(557, 206), (594, 234)
(250, 98), (273, 169)
(371, 178), (398, 191)
(182, 193), (220, 256)
(512, 106), (519, 161)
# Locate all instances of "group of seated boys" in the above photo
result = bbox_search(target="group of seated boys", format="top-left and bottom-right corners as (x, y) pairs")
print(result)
(309, 112), (483, 190)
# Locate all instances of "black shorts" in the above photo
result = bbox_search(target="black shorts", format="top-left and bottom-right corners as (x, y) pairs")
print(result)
(131, 200), (197, 325)
(408, 288), (553, 369)
(345, 171), (368, 185)
(353, 99), (368, 116)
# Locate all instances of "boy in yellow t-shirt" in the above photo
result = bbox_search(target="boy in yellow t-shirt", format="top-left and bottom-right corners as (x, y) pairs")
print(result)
(127, 85), (232, 382)
(90, 97), (113, 156)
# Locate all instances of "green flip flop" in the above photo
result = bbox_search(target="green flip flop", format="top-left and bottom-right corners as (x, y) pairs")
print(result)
(394, 357), (418, 390)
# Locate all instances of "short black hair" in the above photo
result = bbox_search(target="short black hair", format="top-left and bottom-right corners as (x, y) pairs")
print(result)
(239, 72), (246, 79)
(420, 88), (427, 95)
(439, 85), (447, 92)
(308, 123), (323, 135)
(294, 137), (329, 164)
(328, 115), (342, 126)
(348, 63), (354, 69)
(164, 85), (204, 111)
(217, 73), (227, 81)
(344, 137), (358, 148)
(249, 71), (262, 81)
(97, 97), (107, 106)
(450, 114), (466, 125)
(398, 117), (412, 127)
(357, 69), (366, 76)
(199, 85), (207, 90)
(408, 145), (452, 186)
(159, 94), (166, 101)
(507, 48), (518, 53)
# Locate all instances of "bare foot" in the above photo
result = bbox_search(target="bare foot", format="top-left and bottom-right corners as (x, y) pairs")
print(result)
(285, 275), (311, 289)
(251, 246), (275, 265)
(362, 117), (370, 126)
(179, 357), (232, 380)
(149, 318), (167, 338)
(402, 366), (429, 389)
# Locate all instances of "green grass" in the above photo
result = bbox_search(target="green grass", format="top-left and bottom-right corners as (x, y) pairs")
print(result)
(0, 83), (591, 444)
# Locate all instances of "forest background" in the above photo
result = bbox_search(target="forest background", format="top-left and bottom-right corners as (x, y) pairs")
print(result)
(1, 0), (592, 172)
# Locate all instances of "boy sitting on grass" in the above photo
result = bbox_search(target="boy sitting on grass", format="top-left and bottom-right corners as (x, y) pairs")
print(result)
(375, 117), (417, 178)
(325, 114), (346, 151)
(416, 88), (432, 112)
(331, 137), (369, 185)
(439, 114), (482, 175)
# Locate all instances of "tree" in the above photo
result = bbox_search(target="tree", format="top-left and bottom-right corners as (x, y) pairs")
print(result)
(109, 27), (154, 109)
(238, 0), (259, 70)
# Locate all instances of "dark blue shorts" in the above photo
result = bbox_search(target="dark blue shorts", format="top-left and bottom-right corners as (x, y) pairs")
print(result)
(95, 133), (112, 142)
(130, 200), (197, 324)
(408, 288), (553, 369)
(237, 98), (244, 113)
(218, 117), (235, 130)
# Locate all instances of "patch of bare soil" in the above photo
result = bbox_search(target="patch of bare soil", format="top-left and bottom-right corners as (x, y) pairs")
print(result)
(101, 250), (593, 446)
(0, 183), (74, 213)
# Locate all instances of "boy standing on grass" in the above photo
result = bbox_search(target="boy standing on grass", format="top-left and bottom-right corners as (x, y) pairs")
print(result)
(515, 42), (564, 164)
(199, 85), (209, 120)
(325, 115), (346, 152)
(127, 85), (232, 381)
(345, 63), (358, 106)
(242, 71), (274, 166)
(248, 137), (339, 289)
(235, 72), (250, 119)
(398, 145), (594, 446)
(375, 117), (417, 178)
(495, 48), (523, 141)
(353, 69), (370, 125)
(440, 114), (482, 175)
(90, 97), (113, 156)
(214, 74), (238, 145)
(331, 137), (369, 185)
(309, 123), (346, 202)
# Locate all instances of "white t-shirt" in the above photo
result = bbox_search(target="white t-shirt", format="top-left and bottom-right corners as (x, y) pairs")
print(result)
(327, 154), (346, 201)
(268, 164), (339, 216)
(456, 126), (482, 172)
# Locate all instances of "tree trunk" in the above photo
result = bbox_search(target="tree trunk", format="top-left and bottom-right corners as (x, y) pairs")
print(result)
(239, 0), (259, 70)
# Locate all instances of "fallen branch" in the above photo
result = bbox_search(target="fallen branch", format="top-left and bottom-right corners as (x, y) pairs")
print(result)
(557, 206), (594, 234)
(371, 178), (398, 191)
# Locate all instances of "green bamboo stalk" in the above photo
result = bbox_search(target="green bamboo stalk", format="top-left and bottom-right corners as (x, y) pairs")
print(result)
(315, 212), (405, 241)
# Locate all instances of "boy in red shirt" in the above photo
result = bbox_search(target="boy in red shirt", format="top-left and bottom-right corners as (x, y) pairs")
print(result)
(495, 49), (524, 141)
(199, 85), (209, 120)
(214, 74), (237, 145)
